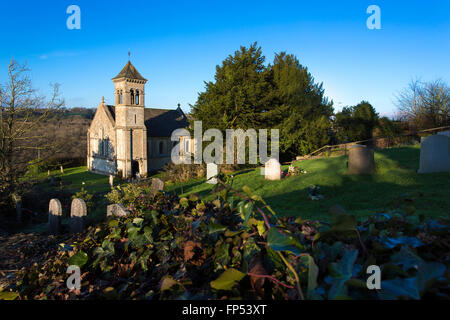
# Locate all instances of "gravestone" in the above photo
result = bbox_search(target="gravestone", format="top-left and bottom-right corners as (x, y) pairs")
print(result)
(348, 145), (375, 174)
(206, 163), (218, 184)
(107, 203), (129, 218)
(264, 158), (281, 180)
(437, 130), (450, 138)
(48, 199), (62, 235)
(70, 198), (87, 234)
(60, 165), (64, 174)
(150, 178), (165, 196)
(418, 134), (450, 174)
(15, 200), (22, 223)
(109, 175), (114, 188)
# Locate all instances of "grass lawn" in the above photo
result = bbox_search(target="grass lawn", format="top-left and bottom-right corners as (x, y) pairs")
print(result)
(20, 167), (113, 233)
(162, 144), (450, 221)
(28, 166), (111, 194)
(20, 143), (449, 234)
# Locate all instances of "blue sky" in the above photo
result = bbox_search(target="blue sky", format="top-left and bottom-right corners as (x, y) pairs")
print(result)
(0, 0), (448, 116)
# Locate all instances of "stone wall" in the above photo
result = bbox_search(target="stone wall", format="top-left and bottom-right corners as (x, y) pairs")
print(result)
(87, 103), (117, 174)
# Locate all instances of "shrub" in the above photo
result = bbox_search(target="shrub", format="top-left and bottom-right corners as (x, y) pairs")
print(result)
(72, 185), (93, 212)
(162, 162), (206, 183)
(105, 183), (144, 208)
(8, 185), (449, 300)
(27, 159), (46, 177)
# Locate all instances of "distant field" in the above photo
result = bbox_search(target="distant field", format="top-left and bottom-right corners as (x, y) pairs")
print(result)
(163, 144), (450, 220)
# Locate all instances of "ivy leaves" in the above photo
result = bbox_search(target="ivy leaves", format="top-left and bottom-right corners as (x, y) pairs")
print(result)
(210, 268), (246, 291)
(267, 228), (303, 256)
(9, 184), (450, 300)
(68, 251), (88, 267)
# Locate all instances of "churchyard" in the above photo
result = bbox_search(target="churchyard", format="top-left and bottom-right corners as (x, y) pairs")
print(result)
(2, 137), (448, 300)
(18, 141), (449, 237)
(163, 143), (449, 220)
(1, 130), (449, 301)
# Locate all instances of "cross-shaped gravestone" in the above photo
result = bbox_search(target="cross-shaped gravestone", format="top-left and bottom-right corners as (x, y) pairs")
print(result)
(206, 163), (218, 184)
(48, 199), (62, 235)
(264, 158), (281, 180)
(70, 198), (87, 234)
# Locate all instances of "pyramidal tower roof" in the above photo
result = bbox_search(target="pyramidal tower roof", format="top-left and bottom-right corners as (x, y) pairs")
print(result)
(112, 61), (147, 81)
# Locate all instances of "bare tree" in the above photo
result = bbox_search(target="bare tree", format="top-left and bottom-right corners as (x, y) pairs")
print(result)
(0, 59), (64, 213)
(395, 79), (450, 130)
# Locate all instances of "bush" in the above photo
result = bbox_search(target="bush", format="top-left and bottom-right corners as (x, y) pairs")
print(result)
(72, 185), (94, 213)
(8, 185), (449, 300)
(105, 184), (144, 208)
(162, 162), (206, 183)
(27, 159), (46, 177)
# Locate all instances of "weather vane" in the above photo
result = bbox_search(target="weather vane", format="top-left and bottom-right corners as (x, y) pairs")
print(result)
(128, 50), (131, 61)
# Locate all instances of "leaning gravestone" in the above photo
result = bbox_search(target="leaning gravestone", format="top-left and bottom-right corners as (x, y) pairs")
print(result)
(150, 178), (165, 196)
(418, 134), (450, 174)
(206, 163), (218, 184)
(348, 145), (375, 174)
(48, 199), (62, 235)
(107, 203), (129, 218)
(264, 158), (281, 180)
(70, 198), (87, 234)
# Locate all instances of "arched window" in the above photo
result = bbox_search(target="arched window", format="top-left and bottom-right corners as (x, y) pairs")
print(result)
(130, 89), (135, 105)
(119, 90), (123, 104)
(159, 141), (164, 155)
(100, 128), (105, 156)
(135, 90), (140, 105)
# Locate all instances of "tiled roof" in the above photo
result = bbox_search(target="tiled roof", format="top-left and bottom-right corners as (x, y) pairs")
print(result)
(105, 106), (189, 137)
(112, 61), (147, 81)
(144, 108), (189, 137)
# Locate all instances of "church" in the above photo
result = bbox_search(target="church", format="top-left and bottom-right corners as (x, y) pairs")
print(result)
(87, 61), (190, 178)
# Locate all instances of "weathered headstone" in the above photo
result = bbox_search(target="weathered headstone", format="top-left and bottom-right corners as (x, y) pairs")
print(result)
(264, 158), (281, 180)
(48, 199), (62, 234)
(348, 145), (375, 174)
(60, 165), (64, 174)
(47, 169), (51, 176)
(437, 130), (450, 138)
(206, 163), (218, 184)
(418, 134), (450, 174)
(107, 203), (129, 218)
(109, 175), (114, 188)
(70, 198), (87, 234)
(150, 178), (165, 196)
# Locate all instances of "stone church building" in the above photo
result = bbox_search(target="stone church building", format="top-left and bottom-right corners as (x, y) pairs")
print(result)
(87, 61), (190, 178)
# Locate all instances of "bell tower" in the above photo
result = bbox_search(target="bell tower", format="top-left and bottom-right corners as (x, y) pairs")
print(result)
(112, 61), (148, 178)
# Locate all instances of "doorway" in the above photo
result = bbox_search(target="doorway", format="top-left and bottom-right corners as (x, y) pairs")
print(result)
(131, 160), (140, 178)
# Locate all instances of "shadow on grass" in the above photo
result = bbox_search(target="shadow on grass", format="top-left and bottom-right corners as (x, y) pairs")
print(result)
(262, 148), (449, 221)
